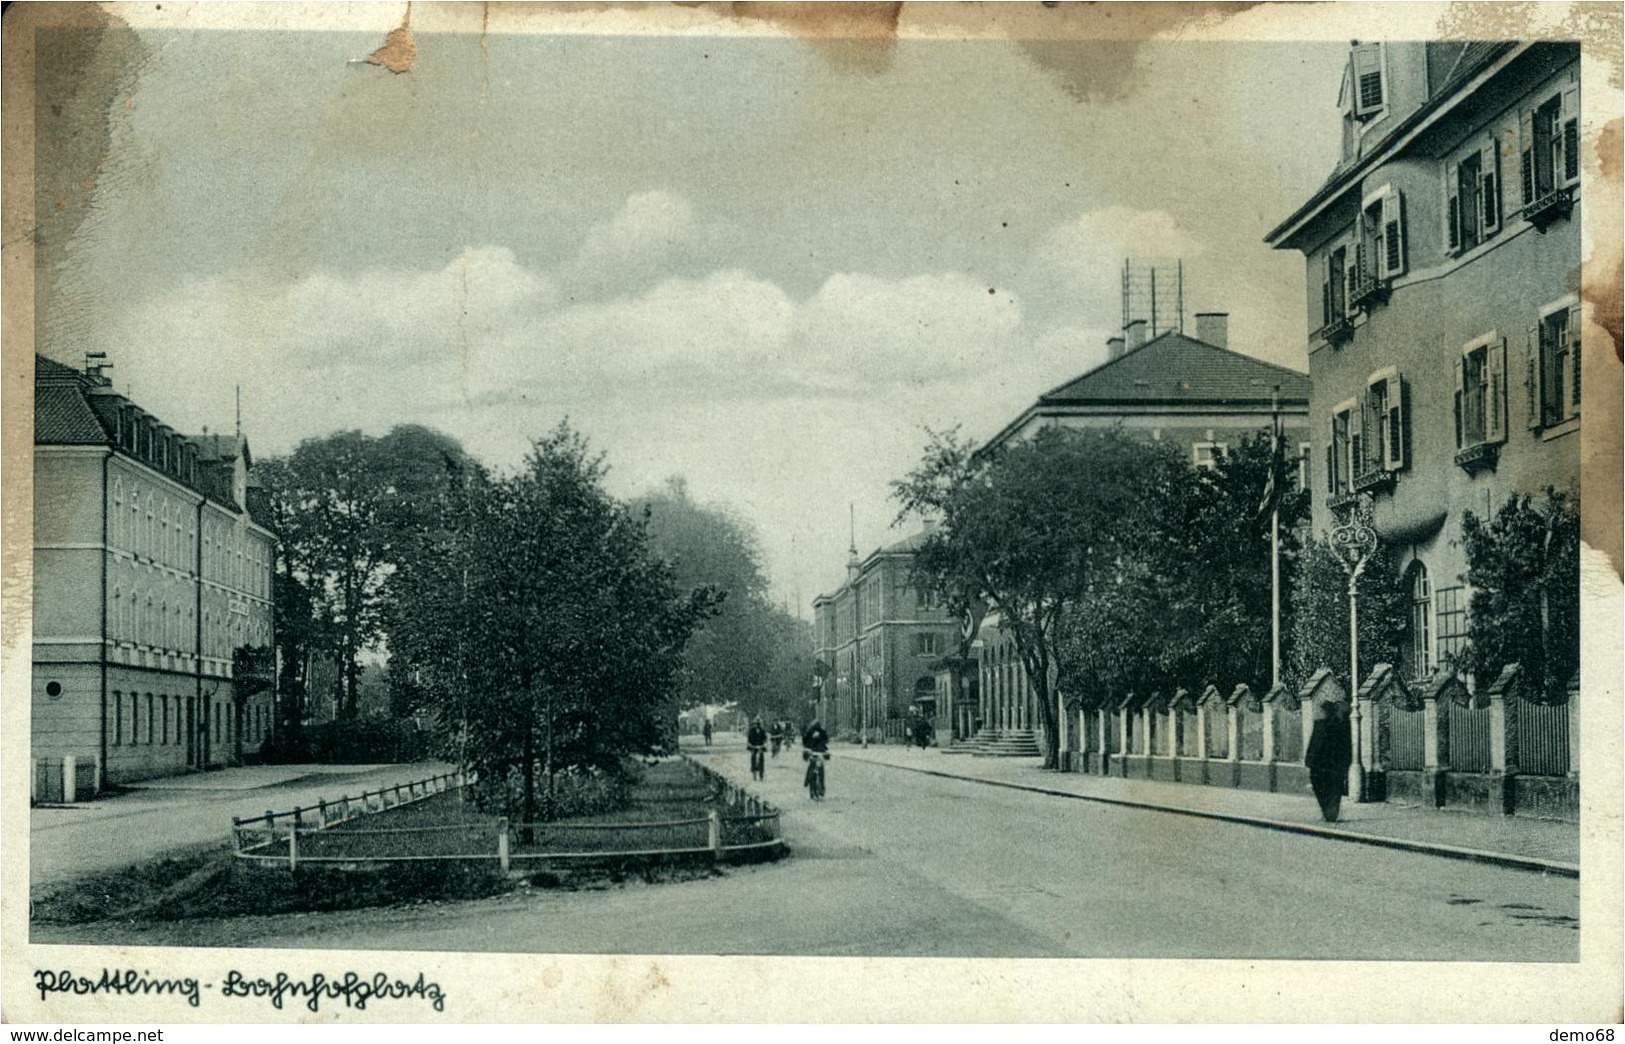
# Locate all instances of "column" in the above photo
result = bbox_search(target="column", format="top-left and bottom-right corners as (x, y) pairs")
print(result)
(1567, 686), (1580, 779)
(1299, 696), (1315, 756)
(1226, 705), (1240, 765)
(1260, 700), (1276, 765)
(1165, 704), (1179, 758)
(1116, 706), (1129, 770)
(1422, 694), (1441, 806)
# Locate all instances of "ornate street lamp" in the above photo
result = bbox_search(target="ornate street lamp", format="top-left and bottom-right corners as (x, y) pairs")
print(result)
(1329, 495), (1378, 801)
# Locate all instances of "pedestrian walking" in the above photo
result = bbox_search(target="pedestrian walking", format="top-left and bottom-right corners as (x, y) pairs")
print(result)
(702, 719), (713, 746)
(1304, 698), (1353, 822)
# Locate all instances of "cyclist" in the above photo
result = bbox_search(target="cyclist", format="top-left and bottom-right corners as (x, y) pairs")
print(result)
(802, 719), (830, 800)
(769, 719), (784, 758)
(746, 717), (768, 781)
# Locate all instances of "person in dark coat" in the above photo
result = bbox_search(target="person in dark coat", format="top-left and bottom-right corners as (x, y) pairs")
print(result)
(1304, 699), (1353, 822)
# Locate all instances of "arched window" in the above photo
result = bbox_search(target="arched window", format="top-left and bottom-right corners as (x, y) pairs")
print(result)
(1407, 561), (1433, 680)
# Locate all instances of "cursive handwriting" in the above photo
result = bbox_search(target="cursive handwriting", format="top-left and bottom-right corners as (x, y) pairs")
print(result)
(219, 970), (446, 1013)
(35, 969), (201, 1008)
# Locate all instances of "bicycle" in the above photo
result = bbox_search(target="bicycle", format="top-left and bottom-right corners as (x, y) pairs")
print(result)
(748, 743), (766, 781)
(804, 750), (829, 801)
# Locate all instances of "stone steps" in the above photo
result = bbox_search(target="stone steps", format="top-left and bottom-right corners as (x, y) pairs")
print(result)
(952, 728), (1042, 758)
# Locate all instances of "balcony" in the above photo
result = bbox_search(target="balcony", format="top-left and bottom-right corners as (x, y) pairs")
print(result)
(1318, 315), (1356, 348)
(1525, 186), (1574, 232)
(1453, 440), (1500, 474)
(1348, 265), (1390, 311)
(1352, 467), (1395, 495)
(1327, 490), (1360, 511)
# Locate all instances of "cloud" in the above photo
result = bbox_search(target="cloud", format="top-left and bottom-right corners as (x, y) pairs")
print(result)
(1030, 205), (1206, 330)
(566, 190), (701, 295)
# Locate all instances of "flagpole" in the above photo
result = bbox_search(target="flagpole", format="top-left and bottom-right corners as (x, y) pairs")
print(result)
(1270, 385), (1282, 691)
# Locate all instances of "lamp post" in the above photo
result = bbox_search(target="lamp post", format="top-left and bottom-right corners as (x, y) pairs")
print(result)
(1329, 499), (1378, 802)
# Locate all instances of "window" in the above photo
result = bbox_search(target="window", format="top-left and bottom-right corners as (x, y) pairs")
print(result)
(915, 633), (941, 657)
(1327, 404), (1351, 496)
(1362, 369), (1407, 474)
(147, 693), (155, 744)
(1435, 585), (1469, 666)
(130, 693), (139, 745)
(1365, 186), (1407, 279)
(1295, 442), (1312, 491)
(1529, 301), (1582, 429)
(1455, 335), (1507, 451)
(1520, 85), (1579, 209)
(113, 690), (122, 746)
(162, 695), (169, 745)
(1407, 562), (1433, 680)
(1350, 42), (1385, 120)
(915, 585), (940, 612)
(1192, 442), (1227, 471)
(1446, 138), (1501, 253)
(1321, 243), (1348, 328)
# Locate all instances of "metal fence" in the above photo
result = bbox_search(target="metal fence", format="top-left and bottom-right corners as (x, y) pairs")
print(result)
(1514, 698), (1570, 777)
(233, 760), (782, 869)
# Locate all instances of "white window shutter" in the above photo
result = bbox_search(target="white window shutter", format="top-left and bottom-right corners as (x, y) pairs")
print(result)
(1486, 338), (1507, 444)
(1453, 357), (1465, 450)
(1526, 323), (1542, 429)
(1444, 163), (1460, 252)
(1385, 374), (1406, 470)
(1519, 109), (1536, 206)
(1352, 44), (1384, 118)
(1560, 84), (1580, 185)
(1479, 139), (1500, 235)
(1568, 303), (1583, 413)
(1381, 191), (1407, 277)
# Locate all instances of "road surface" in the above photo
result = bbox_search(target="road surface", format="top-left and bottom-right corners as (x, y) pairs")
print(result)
(39, 740), (1578, 960)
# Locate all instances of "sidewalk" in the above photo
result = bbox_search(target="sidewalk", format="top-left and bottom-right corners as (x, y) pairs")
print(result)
(839, 743), (1580, 876)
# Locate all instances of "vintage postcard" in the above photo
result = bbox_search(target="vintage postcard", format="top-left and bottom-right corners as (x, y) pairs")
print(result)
(3, 0), (1621, 1025)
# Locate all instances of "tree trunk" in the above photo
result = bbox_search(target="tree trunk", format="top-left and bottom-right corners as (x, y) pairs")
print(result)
(521, 725), (536, 844)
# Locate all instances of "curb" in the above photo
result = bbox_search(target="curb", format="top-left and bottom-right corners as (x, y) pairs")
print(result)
(845, 753), (1579, 879)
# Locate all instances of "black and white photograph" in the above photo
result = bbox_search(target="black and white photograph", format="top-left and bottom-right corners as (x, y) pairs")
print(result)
(4, 0), (1621, 1025)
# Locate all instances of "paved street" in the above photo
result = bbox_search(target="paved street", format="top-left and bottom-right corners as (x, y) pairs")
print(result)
(30, 761), (456, 887)
(42, 738), (1577, 960)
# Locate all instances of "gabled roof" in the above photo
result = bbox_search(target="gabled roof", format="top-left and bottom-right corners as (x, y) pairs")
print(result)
(35, 385), (111, 444)
(1037, 331), (1310, 407)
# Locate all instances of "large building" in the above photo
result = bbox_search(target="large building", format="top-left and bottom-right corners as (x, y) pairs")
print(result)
(811, 529), (961, 743)
(32, 355), (277, 798)
(967, 317), (1313, 758)
(1266, 40), (1581, 683)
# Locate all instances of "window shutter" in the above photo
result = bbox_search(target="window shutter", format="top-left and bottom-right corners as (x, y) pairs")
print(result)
(1568, 302), (1583, 413)
(1349, 402), (1363, 480)
(1381, 191), (1407, 276)
(1320, 276), (1332, 328)
(1352, 43), (1384, 117)
(1445, 164), (1461, 252)
(1480, 139), (1500, 235)
(1519, 109), (1536, 205)
(1325, 442), (1335, 494)
(1385, 374), (1407, 470)
(1453, 357), (1465, 450)
(1561, 84), (1580, 185)
(1486, 338), (1507, 444)
(1526, 323), (1542, 429)
(1345, 248), (1360, 311)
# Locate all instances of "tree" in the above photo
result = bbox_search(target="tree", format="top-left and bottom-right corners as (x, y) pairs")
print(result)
(895, 425), (1192, 767)
(1459, 488), (1579, 701)
(388, 424), (717, 823)
(1285, 532), (1408, 692)
(260, 426), (474, 723)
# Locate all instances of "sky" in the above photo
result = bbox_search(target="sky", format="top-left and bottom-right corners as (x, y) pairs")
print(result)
(36, 13), (1350, 612)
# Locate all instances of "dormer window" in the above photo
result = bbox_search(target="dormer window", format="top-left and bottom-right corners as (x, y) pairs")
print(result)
(1350, 42), (1386, 121)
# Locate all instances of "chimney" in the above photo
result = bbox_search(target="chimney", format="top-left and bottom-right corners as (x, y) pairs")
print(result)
(1107, 336), (1126, 360)
(1195, 312), (1229, 350)
(1124, 319), (1148, 352)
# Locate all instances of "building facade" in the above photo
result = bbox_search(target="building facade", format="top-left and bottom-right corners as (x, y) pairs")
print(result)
(1267, 40), (1581, 684)
(32, 356), (277, 797)
(968, 318), (1313, 757)
(812, 530), (961, 743)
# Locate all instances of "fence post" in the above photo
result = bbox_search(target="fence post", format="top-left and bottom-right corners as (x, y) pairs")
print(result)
(707, 809), (722, 859)
(288, 825), (299, 871)
(497, 818), (510, 873)
(318, 798), (328, 826)
(293, 805), (304, 829)
(63, 756), (77, 804)
(342, 794), (351, 820)
(232, 816), (242, 853)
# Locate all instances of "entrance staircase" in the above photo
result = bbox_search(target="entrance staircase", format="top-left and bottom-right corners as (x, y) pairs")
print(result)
(946, 728), (1042, 758)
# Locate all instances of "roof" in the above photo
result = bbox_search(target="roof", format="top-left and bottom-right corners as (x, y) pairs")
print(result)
(34, 385), (111, 444)
(1265, 42), (1525, 247)
(1036, 331), (1311, 407)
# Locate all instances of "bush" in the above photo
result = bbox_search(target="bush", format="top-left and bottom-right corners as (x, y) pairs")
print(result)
(262, 716), (442, 765)
(466, 761), (636, 822)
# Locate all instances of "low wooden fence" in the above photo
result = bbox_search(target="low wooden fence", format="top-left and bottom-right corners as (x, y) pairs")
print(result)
(232, 759), (782, 870)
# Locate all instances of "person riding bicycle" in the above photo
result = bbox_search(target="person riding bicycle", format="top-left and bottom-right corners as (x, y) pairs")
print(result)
(746, 717), (768, 781)
(769, 719), (784, 758)
(801, 719), (830, 796)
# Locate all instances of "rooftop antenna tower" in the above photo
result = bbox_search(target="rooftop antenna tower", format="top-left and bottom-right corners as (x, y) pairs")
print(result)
(1121, 258), (1186, 338)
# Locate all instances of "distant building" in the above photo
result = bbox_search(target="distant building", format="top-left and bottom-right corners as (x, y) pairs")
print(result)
(812, 528), (961, 743)
(964, 318), (1313, 758)
(1266, 40), (1581, 683)
(32, 355), (276, 798)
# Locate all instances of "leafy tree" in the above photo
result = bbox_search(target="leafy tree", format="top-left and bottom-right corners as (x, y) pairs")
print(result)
(260, 426), (474, 722)
(388, 424), (717, 823)
(1459, 488), (1579, 701)
(895, 425), (1192, 767)
(1285, 531), (1407, 692)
